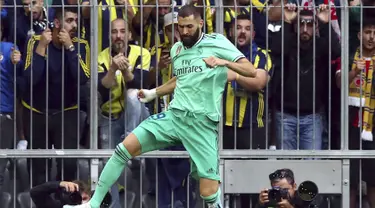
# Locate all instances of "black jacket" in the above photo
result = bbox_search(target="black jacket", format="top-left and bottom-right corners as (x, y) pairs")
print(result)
(270, 22), (341, 115)
(30, 181), (64, 208)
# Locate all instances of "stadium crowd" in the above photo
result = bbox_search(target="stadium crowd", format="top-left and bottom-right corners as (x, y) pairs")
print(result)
(0, 0), (374, 207)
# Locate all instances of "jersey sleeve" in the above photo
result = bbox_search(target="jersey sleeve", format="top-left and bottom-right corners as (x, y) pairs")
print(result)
(212, 34), (245, 63)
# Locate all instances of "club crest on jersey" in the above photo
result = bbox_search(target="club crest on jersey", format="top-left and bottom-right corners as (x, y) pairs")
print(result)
(176, 45), (182, 56)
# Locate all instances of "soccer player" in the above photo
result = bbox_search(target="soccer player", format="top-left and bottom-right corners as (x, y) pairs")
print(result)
(64, 4), (257, 208)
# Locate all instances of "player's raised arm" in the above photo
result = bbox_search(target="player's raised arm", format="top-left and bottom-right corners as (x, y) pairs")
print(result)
(203, 33), (257, 78)
(138, 76), (177, 103)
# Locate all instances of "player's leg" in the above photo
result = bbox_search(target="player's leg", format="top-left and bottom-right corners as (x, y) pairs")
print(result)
(179, 115), (222, 207)
(64, 111), (177, 208)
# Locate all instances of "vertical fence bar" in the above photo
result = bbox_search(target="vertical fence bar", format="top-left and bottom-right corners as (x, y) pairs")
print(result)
(215, 0), (224, 205)
(340, 0), (350, 206)
(90, 0), (99, 190)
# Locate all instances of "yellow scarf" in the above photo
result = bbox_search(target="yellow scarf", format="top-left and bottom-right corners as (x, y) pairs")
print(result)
(349, 48), (375, 141)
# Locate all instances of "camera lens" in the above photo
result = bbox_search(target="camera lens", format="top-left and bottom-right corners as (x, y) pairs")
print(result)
(298, 181), (318, 201)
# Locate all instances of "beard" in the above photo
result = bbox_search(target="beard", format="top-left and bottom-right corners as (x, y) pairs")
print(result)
(181, 28), (200, 48)
(112, 40), (125, 54)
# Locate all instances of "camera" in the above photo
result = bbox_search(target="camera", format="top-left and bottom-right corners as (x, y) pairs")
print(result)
(60, 190), (82, 205)
(267, 187), (289, 206)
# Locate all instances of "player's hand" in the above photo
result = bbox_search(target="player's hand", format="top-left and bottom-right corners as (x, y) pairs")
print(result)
(278, 199), (294, 208)
(11, 47), (21, 65)
(258, 189), (269, 205)
(138, 89), (157, 103)
(355, 58), (366, 74)
(60, 181), (79, 192)
(203, 56), (228, 68)
(40, 28), (52, 47)
(58, 29), (74, 49)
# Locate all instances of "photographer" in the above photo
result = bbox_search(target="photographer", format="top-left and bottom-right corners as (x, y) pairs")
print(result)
(257, 168), (322, 208)
(258, 169), (297, 208)
(30, 181), (91, 208)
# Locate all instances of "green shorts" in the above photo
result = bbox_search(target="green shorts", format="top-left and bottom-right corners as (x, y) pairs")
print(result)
(132, 108), (220, 181)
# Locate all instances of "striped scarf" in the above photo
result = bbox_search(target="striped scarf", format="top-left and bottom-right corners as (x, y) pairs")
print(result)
(349, 48), (375, 141)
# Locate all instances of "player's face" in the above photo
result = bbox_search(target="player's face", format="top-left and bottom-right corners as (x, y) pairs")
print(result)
(178, 15), (203, 48)
(165, 23), (180, 44)
(231, 19), (253, 47)
(111, 19), (129, 53)
(358, 25), (375, 51)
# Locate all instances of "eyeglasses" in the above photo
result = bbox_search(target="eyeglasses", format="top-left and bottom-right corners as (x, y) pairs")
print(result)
(300, 19), (315, 26)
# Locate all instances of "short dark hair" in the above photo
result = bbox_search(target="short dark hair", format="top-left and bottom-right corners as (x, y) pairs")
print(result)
(231, 14), (252, 25)
(299, 9), (314, 17)
(72, 180), (90, 194)
(363, 17), (375, 29)
(178, 4), (202, 19)
(269, 168), (295, 185)
(54, 6), (78, 20)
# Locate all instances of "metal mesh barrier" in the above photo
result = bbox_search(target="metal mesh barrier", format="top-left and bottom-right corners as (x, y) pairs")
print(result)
(0, 0), (374, 207)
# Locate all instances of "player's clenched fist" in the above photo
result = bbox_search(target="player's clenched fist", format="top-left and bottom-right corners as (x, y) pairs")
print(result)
(40, 28), (52, 47)
(11, 47), (21, 65)
(203, 56), (228, 68)
(138, 89), (157, 103)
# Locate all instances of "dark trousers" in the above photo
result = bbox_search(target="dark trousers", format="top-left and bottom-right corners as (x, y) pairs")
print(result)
(0, 113), (14, 193)
(23, 108), (79, 186)
(223, 126), (267, 208)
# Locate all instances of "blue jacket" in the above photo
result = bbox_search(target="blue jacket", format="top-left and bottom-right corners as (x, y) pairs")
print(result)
(0, 42), (22, 113)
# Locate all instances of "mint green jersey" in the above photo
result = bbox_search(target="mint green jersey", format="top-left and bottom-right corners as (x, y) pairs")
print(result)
(168, 33), (245, 121)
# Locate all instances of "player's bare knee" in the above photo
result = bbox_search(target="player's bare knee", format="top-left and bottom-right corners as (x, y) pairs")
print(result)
(122, 133), (142, 157)
(199, 179), (219, 197)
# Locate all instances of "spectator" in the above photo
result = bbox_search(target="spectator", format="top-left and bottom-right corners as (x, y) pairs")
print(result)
(147, 12), (196, 208)
(81, 0), (137, 53)
(97, 18), (150, 208)
(49, 0), (88, 40)
(257, 169), (297, 208)
(222, 13), (273, 207)
(7, 0), (52, 55)
(0, 35), (22, 194)
(30, 181), (91, 208)
(21, 6), (90, 186)
(224, 14), (273, 150)
(348, 0), (375, 56)
(270, 4), (340, 150)
(222, 0), (268, 48)
(336, 17), (375, 208)
(132, 0), (171, 50)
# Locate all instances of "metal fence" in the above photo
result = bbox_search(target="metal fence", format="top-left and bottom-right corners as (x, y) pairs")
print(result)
(0, 0), (374, 207)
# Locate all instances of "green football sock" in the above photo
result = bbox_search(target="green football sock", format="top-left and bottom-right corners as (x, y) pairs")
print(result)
(90, 143), (131, 208)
